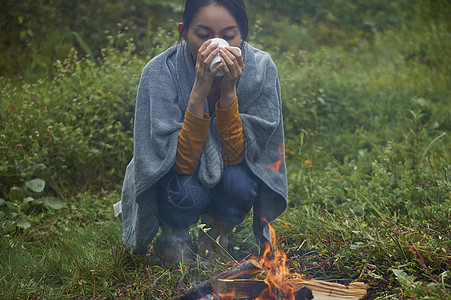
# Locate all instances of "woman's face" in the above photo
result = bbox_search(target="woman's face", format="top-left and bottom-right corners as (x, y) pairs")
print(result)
(180, 4), (242, 60)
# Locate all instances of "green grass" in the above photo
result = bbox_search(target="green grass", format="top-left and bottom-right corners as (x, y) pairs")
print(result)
(1, 4), (450, 299)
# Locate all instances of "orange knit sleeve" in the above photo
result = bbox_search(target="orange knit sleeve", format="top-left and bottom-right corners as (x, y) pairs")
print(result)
(216, 99), (244, 166)
(174, 110), (210, 175)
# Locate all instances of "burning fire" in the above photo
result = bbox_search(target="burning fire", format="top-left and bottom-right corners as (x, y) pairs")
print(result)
(256, 222), (295, 300)
(216, 221), (298, 300)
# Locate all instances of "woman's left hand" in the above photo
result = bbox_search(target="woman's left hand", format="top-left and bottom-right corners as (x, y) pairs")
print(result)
(219, 47), (245, 107)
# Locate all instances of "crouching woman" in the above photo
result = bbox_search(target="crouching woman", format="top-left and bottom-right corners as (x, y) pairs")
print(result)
(120, 0), (287, 263)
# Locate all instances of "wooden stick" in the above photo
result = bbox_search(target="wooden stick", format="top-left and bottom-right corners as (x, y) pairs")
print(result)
(170, 258), (367, 300)
(288, 278), (367, 300)
(211, 279), (268, 299)
(211, 279), (366, 300)
(211, 279), (314, 300)
(170, 259), (263, 300)
(211, 278), (366, 300)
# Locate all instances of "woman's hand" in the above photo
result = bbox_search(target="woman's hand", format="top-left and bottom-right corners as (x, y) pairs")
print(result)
(188, 40), (224, 117)
(218, 46), (245, 108)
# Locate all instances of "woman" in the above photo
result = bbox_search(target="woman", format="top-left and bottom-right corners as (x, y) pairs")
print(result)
(121, 0), (287, 263)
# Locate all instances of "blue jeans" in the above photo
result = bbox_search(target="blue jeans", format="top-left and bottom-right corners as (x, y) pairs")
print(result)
(157, 163), (258, 229)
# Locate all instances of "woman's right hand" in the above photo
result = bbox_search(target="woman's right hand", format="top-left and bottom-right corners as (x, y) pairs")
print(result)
(188, 40), (223, 117)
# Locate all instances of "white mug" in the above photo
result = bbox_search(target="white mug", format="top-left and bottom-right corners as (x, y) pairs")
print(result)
(208, 38), (241, 77)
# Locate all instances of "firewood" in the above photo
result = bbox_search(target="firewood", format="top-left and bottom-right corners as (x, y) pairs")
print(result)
(170, 258), (367, 300)
(294, 286), (314, 300)
(211, 279), (313, 300)
(288, 278), (367, 300)
(211, 279), (268, 299)
(211, 278), (366, 300)
(170, 258), (263, 300)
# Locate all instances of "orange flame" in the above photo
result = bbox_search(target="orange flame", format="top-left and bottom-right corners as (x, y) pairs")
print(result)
(216, 221), (296, 299)
(256, 222), (295, 300)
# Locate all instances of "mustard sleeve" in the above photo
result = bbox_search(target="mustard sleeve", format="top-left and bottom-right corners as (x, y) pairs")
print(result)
(216, 99), (244, 166)
(174, 110), (210, 175)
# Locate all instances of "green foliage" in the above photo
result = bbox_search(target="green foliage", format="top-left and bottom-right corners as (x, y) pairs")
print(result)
(392, 269), (450, 299)
(246, 0), (449, 33)
(1, 178), (65, 235)
(3, 0), (449, 81)
(275, 17), (450, 166)
(0, 0), (183, 80)
(0, 43), (144, 198)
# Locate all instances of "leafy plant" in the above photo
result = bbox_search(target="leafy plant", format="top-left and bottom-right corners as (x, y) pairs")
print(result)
(392, 269), (450, 299)
(1, 41), (146, 198)
(1, 178), (65, 233)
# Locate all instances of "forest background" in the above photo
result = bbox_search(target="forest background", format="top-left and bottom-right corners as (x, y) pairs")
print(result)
(1, 0), (450, 299)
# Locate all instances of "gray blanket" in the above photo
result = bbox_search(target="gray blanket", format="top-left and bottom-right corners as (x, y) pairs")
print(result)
(121, 41), (287, 254)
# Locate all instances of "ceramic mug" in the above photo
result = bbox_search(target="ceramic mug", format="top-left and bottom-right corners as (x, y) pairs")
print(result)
(208, 38), (242, 77)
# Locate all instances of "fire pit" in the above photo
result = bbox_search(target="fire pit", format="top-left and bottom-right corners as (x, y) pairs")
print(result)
(170, 258), (366, 300)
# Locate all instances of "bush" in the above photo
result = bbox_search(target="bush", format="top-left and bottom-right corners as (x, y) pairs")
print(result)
(274, 19), (450, 166)
(0, 44), (144, 198)
(0, 0), (184, 80)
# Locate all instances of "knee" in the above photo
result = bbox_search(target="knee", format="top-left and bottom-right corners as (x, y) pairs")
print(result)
(220, 164), (258, 201)
(157, 172), (209, 228)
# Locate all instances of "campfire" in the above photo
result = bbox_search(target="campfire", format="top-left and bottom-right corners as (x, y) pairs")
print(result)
(171, 223), (367, 300)
(211, 222), (312, 300)
(247, 221), (305, 299)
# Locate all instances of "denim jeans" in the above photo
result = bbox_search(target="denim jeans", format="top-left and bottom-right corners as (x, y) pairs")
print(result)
(157, 162), (258, 229)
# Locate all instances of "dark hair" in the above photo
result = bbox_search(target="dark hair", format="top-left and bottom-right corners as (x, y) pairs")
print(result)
(181, 0), (248, 42)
